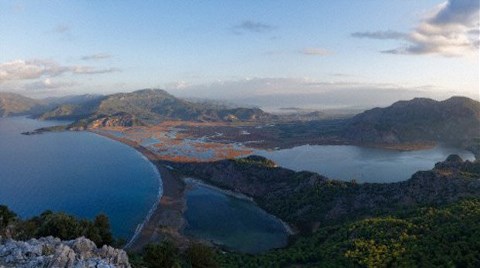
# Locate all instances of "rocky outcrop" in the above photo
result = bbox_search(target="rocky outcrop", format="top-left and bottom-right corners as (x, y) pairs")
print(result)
(85, 112), (146, 128)
(66, 112), (146, 131)
(0, 236), (130, 268)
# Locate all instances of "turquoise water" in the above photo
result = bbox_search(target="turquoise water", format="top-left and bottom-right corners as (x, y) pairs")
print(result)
(184, 181), (289, 253)
(256, 145), (475, 183)
(0, 117), (161, 240)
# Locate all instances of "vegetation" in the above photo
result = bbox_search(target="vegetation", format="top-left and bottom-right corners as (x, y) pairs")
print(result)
(216, 198), (480, 267)
(0, 92), (46, 116)
(0, 208), (115, 247)
(37, 89), (271, 124)
(129, 241), (218, 268)
(0, 205), (17, 231)
(168, 154), (480, 232)
(344, 96), (480, 146)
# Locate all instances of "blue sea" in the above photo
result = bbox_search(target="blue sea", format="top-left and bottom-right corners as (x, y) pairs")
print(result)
(0, 117), (161, 240)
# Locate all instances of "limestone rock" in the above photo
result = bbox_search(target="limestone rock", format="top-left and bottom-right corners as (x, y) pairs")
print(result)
(0, 236), (130, 268)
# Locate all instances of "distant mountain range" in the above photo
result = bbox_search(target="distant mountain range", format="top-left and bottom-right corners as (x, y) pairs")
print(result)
(2, 89), (479, 151)
(0, 92), (104, 118)
(343, 96), (480, 146)
(1, 89), (272, 125)
(0, 92), (45, 117)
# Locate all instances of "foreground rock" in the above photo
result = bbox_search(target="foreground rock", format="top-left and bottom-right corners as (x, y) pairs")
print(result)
(0, 236), (130, 268)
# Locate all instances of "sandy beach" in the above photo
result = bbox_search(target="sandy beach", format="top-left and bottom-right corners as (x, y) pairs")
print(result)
(91, 131), (191, 252)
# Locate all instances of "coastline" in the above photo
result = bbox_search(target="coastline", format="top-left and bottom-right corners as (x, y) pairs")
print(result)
(91, 129), (296, 251)
(91, 130), (190, 251)
(183, 177), (295, 235)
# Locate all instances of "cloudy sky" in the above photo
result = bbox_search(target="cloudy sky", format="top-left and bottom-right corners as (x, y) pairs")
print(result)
(0, 0), (478, 109)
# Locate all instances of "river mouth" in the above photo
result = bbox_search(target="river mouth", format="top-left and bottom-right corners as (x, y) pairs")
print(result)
(183, 179), (290, 254)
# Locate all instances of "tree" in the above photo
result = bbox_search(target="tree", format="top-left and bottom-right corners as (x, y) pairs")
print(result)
(36, 212), (82, 240)
(0, 205), (16, 228)
(93, 214), (114, 246)
(0, 205), (17, 236)
(186, 243), (218, 268)
(143, 241), (180, 268)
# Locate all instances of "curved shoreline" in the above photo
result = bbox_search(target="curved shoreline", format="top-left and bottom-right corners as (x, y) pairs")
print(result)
(90, 130), (189, 251)
(123, 154), (163, 249)
(91, 130), (295, 251)
(184, 177), (295, 235)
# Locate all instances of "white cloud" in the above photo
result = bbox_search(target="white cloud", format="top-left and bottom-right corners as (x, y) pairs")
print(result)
(0, 59), (69, 81)
(351, 30), (406, 40)
(353, 0), (479, 57)
(232, 20), (276, 34)
(81, 53), (112, 61)
(0, 59), (119, 82)
(24, 78), (76, 91)
(300, 48), (332, 56)
(71, 66), (119, 75)
(384, 0), (479, 57)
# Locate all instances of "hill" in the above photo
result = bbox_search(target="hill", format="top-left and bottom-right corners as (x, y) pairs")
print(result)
(39, 89), (272, 126)
(343, 96), (480, 146)
(0, 92), (46, 117)
(166, 154), (480, 231)
(42, 94), (104, 106)
(163, 154), (480, 266)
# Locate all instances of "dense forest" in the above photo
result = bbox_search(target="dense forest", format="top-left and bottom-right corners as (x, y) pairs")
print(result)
(216, 198), (480, 267)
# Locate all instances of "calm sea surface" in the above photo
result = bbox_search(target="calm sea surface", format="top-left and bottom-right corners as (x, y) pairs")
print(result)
(256, 144), (475, 183)
(184, 181), (289, 253)
(0, 117), (161, 239)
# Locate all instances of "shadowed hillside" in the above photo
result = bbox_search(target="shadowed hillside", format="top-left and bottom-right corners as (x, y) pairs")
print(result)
(39, 89), (272, 127)
(0, 92), (45, 117)
(343, 96), (480, 146)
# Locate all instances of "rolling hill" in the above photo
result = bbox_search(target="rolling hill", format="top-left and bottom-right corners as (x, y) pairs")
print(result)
(343, 96), (480, 146)
(40, 89), (272, 126)
(0, 92), (46, 117)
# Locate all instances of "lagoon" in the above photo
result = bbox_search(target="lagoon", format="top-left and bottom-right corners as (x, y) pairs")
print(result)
(256, 145), (475, 183)
(183, 181), (289, 253)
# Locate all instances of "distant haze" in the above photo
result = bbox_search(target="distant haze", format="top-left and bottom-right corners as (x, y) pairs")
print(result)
(166, 77), (475, 111)
(1, 0), (478, 109)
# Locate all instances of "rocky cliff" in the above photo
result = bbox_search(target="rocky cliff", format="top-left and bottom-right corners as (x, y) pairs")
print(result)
(0, 236), (130, 268)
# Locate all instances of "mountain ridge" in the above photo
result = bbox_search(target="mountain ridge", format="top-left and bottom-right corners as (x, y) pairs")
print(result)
(0, 92), (46, 117)
(39, 88), (273, 127)
(343, 95), (480, 146)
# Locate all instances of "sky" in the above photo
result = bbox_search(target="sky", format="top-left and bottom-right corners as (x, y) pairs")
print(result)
(0, 0), (479, 110)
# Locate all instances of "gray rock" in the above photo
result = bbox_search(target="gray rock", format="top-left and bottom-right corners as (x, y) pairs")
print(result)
(0, 237), (131, 268)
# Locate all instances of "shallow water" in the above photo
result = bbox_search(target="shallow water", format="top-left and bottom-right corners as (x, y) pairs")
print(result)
(184, 181), (289, 253)
(0, 117), (161, 239)
(256, 145), (475, 183)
